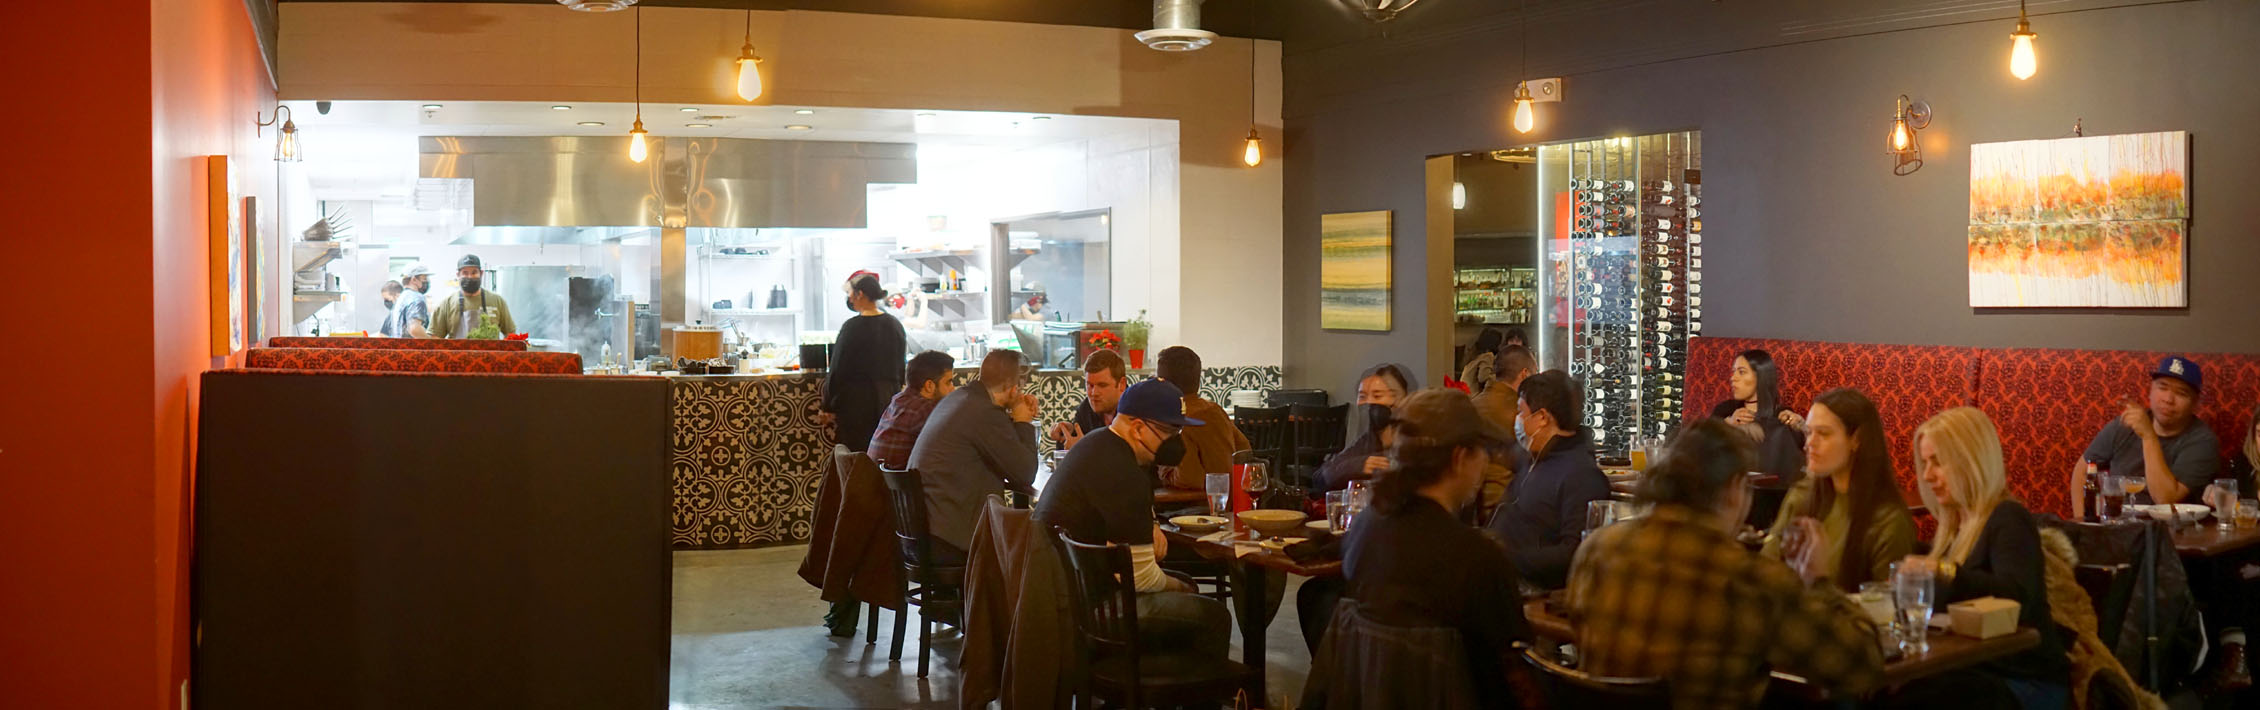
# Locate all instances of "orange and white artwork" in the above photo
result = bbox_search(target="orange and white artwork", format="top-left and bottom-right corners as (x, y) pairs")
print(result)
(1968, 131), (2188, 308)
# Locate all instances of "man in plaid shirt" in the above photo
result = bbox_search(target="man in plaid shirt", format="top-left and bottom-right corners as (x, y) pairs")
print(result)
(1567, 420), (1884, 709)
(867, 351), (956, 469)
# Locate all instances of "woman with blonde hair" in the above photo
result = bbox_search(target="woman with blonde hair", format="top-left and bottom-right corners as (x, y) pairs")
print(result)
(1897, 407), (2069, 708)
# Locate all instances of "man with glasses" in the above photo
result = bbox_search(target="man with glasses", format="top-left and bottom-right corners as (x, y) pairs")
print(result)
(1035, 379), (1230, 662)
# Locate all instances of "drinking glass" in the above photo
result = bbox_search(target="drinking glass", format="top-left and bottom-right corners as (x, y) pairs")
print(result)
(1894, 563), (1936, 655)
(1243, 460), (1270, 500)
(1205, 473), (1231, 517)
(1584, 500), (1620, 540)
(1325, 491), (1350, 532)
(2215, 480), (2242, 531)
(2238, 500), (2259, 529)
(2100, 475), (2127, 521)
(2121, 475), (2148, 502)
(1346, 480), (1372, 530)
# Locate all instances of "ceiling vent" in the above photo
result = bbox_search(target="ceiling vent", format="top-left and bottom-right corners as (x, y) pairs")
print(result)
(556, 0), (637, 12)
(1135, 0), (1217, 52)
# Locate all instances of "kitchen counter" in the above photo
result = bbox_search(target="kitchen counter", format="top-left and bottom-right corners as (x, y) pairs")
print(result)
(668, 364), (1284, 549)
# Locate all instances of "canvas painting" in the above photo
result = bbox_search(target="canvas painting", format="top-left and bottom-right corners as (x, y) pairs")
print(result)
(1320, 210), (1392, 331)
(1968, 131), (2188, 308)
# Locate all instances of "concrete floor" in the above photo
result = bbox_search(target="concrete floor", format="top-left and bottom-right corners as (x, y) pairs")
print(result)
(670, 546), (1314, 709)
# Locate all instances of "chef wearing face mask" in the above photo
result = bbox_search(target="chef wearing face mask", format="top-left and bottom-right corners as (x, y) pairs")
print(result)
(427, 254), (516, 339)
(387, 264), (434, 339)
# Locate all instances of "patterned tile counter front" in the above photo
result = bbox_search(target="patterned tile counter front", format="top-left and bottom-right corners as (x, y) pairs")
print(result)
(670, 365), (1285, 549)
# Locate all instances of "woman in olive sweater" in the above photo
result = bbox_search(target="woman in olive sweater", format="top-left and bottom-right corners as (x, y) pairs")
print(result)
(1764, 388), (1917, 592)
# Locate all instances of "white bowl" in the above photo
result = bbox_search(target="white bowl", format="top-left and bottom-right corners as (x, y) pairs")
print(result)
(2148, 504), (2211, 523)
(1169, 515), (1228, 534)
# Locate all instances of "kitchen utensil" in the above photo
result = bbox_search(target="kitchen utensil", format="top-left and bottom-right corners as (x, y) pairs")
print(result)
(767, 285), (788, 309)
(1236, 509), (1307, 538)
(673, 324), (724, 361)
(711, 300), (732, 310)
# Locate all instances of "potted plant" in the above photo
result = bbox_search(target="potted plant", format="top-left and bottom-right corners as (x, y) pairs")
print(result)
(1123, 309), (1152, 369)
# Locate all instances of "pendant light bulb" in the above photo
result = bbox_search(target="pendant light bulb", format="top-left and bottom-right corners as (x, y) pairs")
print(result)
(1242, 128), (1262, 168)
(1890, 117), (1912, 152)
(276, 119), (302, 162)
(735, 44), (765, 101)
(1511, 83), (1536, 134)
(628, 119), (648, 163)
(2009, 22), (2038, 80)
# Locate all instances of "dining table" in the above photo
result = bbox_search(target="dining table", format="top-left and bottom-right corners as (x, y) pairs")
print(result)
(1521, 598), (2042, 691)
(1161, 522), (1343, 704)
(2169, 520), (2260, 558)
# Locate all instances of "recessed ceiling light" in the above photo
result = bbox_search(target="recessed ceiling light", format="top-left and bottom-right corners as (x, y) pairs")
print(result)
(784, 124), (813, 131)
(551, 105), (573, 111)
(915, 112), (937, 118)
(577, 121), (606, 127)
(679, 107), (699, 113)
(794, 109), (815, 115)
(686, 123), (713, 128)
(1032, 115), (1052, 120)
(421, 104), (444, 110)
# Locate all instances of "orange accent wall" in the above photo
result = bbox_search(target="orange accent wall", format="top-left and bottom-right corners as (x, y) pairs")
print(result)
(0, 0), (272, 706)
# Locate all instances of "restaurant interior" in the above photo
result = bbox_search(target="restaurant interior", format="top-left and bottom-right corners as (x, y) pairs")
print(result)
(9, 1), (2260, 709)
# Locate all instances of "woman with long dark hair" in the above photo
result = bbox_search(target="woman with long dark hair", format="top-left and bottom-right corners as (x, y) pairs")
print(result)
(822, 271), (907, 454)
(1304, 388), (1533, 709)
(1708, 350), (1810, 520)
(1761, 388), (1916, 591)
(1459, 327), (1506, 393)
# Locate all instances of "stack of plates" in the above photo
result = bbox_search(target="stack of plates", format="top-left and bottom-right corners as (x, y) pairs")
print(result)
(1229, 389), (1266, 409)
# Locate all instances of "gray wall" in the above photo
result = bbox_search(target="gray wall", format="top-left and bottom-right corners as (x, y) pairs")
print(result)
(1280, 0), (2260, 390)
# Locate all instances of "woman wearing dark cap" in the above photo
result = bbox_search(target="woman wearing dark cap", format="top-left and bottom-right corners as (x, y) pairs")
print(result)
(823, 271), (907, 455)
(1303, 388), (1535, 709)
(1707, 349), (1809, 492)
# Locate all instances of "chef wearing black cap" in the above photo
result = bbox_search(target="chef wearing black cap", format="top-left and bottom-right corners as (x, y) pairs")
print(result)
(428, 254), (516, 339)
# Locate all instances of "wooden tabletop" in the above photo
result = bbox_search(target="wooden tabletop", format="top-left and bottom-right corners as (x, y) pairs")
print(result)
(2171, 523), (2260, 557)
(1161, 525), (1344, 578)
(1522, 600), (2041, 688)
(1155, 488), (1208, 506)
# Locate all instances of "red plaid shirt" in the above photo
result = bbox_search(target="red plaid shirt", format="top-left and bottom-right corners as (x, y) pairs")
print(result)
(868, 389), (939, 470)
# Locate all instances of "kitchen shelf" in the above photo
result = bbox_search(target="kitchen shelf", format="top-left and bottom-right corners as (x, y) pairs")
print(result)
(291, 290), (345, 323)
(891, 250), (978, 278)
(292, 242), (346, 274)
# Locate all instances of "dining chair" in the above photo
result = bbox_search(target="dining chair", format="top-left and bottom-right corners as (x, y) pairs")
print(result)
(1290, 403), (1350, 470)
(1232, 405), (1293, 473)
(832, 447), (885, 645)
(1518, 642), (1671, 708)
(1051, 528), (1256, 709)
(2075, 562), (2138, 645)
(877, 465), (965, 678)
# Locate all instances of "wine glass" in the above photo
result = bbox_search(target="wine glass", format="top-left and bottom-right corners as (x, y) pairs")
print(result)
(1895, 563), (1936, 655)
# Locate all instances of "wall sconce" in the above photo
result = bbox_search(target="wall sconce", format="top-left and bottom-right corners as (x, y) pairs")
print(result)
(1888, 95), (1931, 176)
(255, 105), (301, 163)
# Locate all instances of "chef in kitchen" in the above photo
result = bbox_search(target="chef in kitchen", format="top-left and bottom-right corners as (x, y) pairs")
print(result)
(428, 254), (516, 339)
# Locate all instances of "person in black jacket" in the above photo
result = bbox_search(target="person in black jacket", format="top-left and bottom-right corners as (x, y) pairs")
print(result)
(1706, 349), (1807, 480)
(1486, 370), (1611, 590)
(1306, 387), (1536, 709)
(1900, 406), (2069, 709)
(1315, 363), (1417, 492)
(822, 271), (907, 453)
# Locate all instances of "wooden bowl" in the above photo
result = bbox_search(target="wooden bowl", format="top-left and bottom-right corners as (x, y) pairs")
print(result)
(1237, 509), (1308, 538)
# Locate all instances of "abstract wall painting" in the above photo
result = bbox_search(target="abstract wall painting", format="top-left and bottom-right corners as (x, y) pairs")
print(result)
(1320, 210), (1393, 331)
(1968, 131), (2188, 308)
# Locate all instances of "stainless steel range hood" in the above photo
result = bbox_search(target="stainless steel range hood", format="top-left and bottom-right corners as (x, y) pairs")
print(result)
(420, 136), (916, 240)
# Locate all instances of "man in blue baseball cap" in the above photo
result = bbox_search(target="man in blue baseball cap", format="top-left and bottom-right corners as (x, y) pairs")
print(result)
(2075, 355), (2220, 514)
(1034, 379), (1228, 662)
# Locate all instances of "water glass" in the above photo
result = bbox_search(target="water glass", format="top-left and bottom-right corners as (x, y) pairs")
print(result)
(1325, 491), (1350, 532)
(1857, 581), (1899, 653)
(2214, 480), (2242, 530)
(1894, 563), (1936, 655)
(1346, 480), (1372, 530)
(1205, 473), (1231, 516)
(1585, 499), (1620, 538)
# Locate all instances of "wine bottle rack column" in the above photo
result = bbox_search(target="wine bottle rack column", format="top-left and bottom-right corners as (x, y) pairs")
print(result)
(1637, 133), (1702, 442)
(1565, 140), (1640, 456)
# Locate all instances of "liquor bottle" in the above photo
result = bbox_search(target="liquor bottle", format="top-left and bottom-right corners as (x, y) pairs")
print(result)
(2081, 460), (2102, 523)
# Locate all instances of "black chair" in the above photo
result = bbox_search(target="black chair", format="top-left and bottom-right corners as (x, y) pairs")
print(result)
(877, 466), (964, 678)
(1233, 405), (1292, 473)
(2076, 562), (2139, 645)
(1291, 403), (1350, 469)
(1518, 642), (1671, 708)
(1052, 529), (1256, 709)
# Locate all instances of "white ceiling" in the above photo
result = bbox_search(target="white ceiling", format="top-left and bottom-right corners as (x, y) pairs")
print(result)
(286, 100), (1169, 202)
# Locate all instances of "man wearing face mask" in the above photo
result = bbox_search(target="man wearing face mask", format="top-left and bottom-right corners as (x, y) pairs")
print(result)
(377, 280), (403, 336)
(427, 254), (516, 339)
(385, 264), (433, 339)
(1486, 370), (1611, 590)
(1035, 379), (1232, 662)
(908, 350), (1042, 563)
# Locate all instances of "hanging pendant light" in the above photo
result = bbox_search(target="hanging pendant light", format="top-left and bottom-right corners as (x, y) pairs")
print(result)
(1242, 42), (1261, 167)
(734, 10), (765, 101)
(2008, 0), (2038, 80)
(1511, 0), (1536, 134)
(628, 6), (649, 163)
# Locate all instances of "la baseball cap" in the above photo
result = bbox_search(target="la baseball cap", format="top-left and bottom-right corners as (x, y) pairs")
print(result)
(1116, 380), (1206, 428)
(2151, 355), (2203, 393)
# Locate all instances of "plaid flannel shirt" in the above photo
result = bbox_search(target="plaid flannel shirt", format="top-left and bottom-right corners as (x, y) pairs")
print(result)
(867, 390), (938, 470)
(1566, 505), (1884, 710)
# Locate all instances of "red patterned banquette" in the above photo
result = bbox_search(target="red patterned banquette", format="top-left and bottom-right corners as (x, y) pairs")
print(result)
(266, 336), (528, 351)
(1684, 337), (2260, 520)
(242, 347), (581, 375)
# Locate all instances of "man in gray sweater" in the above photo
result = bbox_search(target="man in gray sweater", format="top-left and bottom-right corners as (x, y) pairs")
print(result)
(907, 350), (1041, 560)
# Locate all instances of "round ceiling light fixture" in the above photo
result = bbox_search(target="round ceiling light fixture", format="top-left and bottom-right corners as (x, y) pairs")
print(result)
(577, 121), (606, 127)
(784, 124), (813, 131)
(557, 0), (637, 12)
(1135, 0), (1216, 51)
